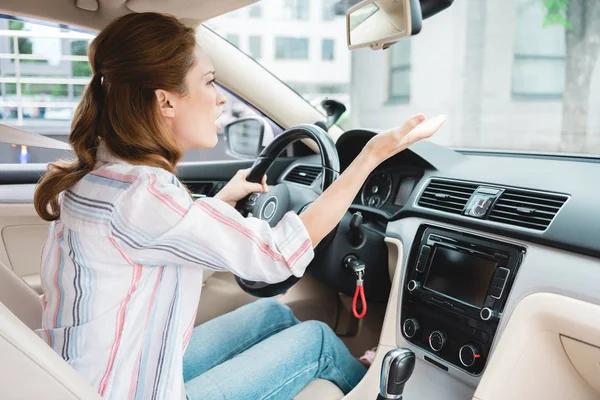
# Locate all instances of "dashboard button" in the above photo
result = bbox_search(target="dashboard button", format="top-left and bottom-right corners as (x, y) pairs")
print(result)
(489, 286), (503, 299)
(459, 344), (481, 368)
(420, 245), (431, 256)
(480, 307), (496, 321)
(403, 319), (420, 339)
(416, 261), (426, 272)
(474, 330), (490, 344)
(494, 267), (509, 279)
(429, 330), (447, 352)
(407, 280), (421, 292)
(491, 277), (505, 288)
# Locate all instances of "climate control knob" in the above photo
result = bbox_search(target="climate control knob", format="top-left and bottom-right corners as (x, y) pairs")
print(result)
(402, 318), (420, 339)
(459, 344), (481, 368)
(428, 330), (447, 352)
(407, 280), (421, 292)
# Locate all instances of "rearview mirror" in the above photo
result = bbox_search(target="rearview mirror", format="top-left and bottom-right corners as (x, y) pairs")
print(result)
(224, 117), (265, 159)
(346, 0), (422, 50)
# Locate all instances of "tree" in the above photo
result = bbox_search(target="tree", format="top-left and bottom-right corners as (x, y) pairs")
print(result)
(70, 40), (92, 77)
(544, 0), (600, 152)
(8, 20), (33, 56)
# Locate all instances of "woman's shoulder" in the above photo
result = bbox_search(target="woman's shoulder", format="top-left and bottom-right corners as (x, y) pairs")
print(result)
(62, 163), (187, 234)
(85, 163), (188, 205)
(67, 164), (181, 211)
(79, 163), (178, 193)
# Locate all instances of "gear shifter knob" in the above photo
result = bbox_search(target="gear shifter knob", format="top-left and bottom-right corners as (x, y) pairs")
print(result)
(377, 348), (415, 400)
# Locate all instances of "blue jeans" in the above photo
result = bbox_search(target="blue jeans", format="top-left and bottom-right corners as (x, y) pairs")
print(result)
(183, 298), (367, 400)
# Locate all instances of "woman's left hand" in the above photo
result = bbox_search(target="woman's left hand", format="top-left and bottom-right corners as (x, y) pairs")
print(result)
(214, 169), (268, 208)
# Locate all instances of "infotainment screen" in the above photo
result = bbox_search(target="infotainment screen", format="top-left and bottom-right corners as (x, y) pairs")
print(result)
(424, 246), (497, 307)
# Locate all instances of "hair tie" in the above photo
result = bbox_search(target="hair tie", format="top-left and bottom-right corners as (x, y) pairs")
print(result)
(90, 72), (105, 104)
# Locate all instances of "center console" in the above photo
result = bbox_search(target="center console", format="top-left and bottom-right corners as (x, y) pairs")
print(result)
(401, 225), (525, 375)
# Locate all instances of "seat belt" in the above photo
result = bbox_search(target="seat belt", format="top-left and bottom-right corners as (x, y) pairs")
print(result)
(0, 123), (71, 150)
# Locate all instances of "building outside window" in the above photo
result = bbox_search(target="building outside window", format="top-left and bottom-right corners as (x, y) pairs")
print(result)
(322, 38), (335, 61)
(388, 40), (411, 102)
(275, 37), (309, 60)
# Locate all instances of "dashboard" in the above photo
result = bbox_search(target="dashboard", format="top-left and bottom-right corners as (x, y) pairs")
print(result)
(334, 128), (600, 258)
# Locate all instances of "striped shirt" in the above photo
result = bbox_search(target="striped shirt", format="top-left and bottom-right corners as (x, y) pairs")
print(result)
(35, 142), (314, 400)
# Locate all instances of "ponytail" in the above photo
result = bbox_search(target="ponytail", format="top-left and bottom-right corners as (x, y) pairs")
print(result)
(33, 74), (103, 221)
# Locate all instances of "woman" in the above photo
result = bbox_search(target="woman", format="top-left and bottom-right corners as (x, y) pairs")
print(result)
(33, 12), (445, 400)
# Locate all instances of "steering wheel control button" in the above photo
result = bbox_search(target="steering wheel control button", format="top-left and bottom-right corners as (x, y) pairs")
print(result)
(429, 331), (447, 352)
(480, 307), (495, 321)
(403, 319), (420, 339)
(459, 344), (481, 368)
(407, 280), (421, 293)
(261, 197), (278, 220)
(248, 193), (260, 204)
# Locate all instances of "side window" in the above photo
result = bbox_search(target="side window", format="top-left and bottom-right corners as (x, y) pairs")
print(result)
(0, 16), (91, 164)
(0, 15), (282, 164)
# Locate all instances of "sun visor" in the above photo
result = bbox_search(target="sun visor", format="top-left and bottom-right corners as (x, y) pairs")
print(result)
(0, 124), (71, 150)
(126, 0), (259, 22)
(76, 0), (99, 11)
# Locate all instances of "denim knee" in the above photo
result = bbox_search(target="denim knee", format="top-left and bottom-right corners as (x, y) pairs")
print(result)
(299, 320), (332, 339)
(254, 298), (298, 326)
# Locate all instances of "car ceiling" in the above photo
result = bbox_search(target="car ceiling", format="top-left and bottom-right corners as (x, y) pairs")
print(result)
(0, 0), (259, 31)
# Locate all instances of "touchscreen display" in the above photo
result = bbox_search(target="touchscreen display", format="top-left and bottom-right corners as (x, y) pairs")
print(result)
(424, 246), (497, 307)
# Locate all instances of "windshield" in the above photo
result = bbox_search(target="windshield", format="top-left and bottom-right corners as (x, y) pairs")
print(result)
(207, 0), (600, 156)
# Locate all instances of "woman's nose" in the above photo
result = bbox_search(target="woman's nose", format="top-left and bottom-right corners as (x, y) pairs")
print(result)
(216, 88), (227, 106)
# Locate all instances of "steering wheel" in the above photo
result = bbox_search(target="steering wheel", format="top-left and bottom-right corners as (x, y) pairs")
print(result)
(234, 124), (340, 297)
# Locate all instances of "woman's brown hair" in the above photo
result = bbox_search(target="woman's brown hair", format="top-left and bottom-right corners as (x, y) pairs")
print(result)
(34, 12), (197, 221)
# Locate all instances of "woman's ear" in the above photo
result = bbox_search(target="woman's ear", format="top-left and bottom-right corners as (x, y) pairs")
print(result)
(155, 89), (176, 118)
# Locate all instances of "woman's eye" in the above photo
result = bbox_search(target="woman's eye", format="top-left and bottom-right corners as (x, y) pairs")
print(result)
(207, 79), (216, 86)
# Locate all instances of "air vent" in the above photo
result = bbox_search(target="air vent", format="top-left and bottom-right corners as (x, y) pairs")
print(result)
(186, 181), (213, 196)
(284, 165), (322, 186)
(488, 189), (568, 231)
(418, 179), (478, 214)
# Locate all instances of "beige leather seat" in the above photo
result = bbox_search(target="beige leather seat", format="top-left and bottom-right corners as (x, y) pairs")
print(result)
(0, 302), (103, 399)
(294, 379), (344, 399)
(0, 259), (343, 399)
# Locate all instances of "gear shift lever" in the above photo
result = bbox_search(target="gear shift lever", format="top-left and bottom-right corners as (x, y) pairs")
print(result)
(377, 348), (415, 400)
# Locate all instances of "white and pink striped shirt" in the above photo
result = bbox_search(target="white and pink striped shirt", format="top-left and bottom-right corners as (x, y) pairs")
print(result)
(35, 144), (314, 400)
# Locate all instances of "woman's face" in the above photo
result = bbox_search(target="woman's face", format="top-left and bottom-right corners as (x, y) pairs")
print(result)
(162, 50), (227, 151)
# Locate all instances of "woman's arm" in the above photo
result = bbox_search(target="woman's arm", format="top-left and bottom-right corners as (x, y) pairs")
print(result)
(110, 114), (444, 283)
(301, 114), (446, 246)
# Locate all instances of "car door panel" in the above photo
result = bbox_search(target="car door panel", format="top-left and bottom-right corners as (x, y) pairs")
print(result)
(2, 225), (47, 294)
(0, 203), (47, 294)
